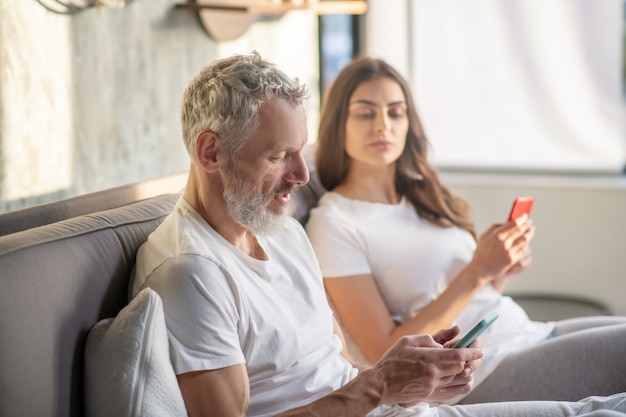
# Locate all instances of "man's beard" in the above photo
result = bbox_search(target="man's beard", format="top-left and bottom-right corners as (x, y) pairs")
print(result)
(223, 162), (290, 236)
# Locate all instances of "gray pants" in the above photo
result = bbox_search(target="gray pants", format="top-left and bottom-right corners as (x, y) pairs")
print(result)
(373, 393), (626, 416)
(437, 393), (626, 416)
(461, 316), (626, 403)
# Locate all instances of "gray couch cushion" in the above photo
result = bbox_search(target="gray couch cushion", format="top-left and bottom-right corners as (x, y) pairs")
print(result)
(0, 192), (179, 417)
(0, 172), (187, 236)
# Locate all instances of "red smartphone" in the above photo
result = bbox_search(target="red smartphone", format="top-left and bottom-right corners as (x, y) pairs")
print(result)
(507, 197), (534, 221)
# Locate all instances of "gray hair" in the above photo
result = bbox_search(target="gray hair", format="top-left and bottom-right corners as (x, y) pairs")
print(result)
(180, 51), (309, 161)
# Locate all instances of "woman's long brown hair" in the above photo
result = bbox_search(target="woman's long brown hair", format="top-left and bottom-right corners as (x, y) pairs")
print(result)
(315, 56), (476, 239)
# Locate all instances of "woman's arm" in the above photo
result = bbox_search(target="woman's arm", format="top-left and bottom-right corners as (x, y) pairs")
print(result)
(325, 216), (534, 363)
(325, 271), (481, 363)
(332, 315), (370, 370)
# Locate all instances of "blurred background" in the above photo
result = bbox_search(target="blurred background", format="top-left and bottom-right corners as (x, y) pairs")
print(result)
(1, 0), (624, 315)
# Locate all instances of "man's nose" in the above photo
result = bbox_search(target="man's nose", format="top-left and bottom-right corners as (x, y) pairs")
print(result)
(286, 151), (310, 186)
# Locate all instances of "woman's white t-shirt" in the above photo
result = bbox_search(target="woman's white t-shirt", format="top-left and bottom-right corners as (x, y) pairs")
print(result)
(306, 192), (554, 391)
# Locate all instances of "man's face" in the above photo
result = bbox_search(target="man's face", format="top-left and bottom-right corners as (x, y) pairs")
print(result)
(222, 97), (309, 235)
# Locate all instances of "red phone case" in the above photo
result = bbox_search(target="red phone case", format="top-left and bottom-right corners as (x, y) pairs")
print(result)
(507, 197), (534, 221)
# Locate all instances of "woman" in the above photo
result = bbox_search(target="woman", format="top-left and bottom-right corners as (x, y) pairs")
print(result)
(305, 56), (626, 404)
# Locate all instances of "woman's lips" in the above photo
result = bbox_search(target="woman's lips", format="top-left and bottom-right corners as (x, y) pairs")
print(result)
(370, 140), (393, 150)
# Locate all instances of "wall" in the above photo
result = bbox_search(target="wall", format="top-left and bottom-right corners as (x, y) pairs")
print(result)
(0, 0), (319, 212)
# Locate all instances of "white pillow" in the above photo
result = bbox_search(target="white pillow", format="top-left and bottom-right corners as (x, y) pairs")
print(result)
(84, 287), (188, 417)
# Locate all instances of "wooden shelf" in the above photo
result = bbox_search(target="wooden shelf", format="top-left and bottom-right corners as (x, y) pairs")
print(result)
(175, 0), (366, 41)
(175, 1), (367, 16)
(309, 1), (367, 15)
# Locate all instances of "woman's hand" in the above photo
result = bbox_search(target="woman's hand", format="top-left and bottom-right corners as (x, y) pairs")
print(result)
(466, 214), (535, 288)
(491, 214), (535, 293)
(491, 244), (533, 293)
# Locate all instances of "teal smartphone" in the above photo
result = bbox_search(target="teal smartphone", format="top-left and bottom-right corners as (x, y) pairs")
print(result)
(453, 312), (499, 348)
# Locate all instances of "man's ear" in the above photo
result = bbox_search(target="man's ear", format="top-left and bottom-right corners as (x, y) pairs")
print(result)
(195, 130), (221, 173)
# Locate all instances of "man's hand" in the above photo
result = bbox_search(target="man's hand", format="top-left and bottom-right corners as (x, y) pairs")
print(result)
(441, 326), (484, 387)
(371, 329), (483, 406)
(278, 328), (483, 417)
(426, 329), (484, 403)
(433, 325), (461, 346)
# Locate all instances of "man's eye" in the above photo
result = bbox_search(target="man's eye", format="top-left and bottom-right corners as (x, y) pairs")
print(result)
(270, 153), (287, 162)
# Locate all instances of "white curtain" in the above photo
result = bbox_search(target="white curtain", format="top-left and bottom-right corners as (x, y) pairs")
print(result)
(367, 0), (625, 173)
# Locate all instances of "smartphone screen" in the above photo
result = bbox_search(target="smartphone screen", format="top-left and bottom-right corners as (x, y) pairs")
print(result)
(507, 197), (534, 221)
(453, 312), (499, 348)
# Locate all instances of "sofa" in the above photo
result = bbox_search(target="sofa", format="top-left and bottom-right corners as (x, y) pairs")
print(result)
(0, 165), (325, 417)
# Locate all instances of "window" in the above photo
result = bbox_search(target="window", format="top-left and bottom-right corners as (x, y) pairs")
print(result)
(623, 0), (626, 97)
(366, 0), (626, 173)
(318, 14), (361, 95)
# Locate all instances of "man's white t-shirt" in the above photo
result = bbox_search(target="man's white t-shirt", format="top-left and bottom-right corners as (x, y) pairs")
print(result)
(132, 197), (357, 417)
(306, 192), (554, 393)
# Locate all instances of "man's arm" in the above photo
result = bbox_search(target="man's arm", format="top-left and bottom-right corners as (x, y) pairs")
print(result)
(278, 334), (482, 417)
(178, 332), (482, 417)
(177, 364), (250, 417)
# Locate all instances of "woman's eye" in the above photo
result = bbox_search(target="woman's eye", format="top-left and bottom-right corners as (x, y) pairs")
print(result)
(388, 106), (407, 118)
(355, 112), (374, 119)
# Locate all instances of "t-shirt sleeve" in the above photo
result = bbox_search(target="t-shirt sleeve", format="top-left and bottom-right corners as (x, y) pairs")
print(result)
(305, 205), (371, 278)
(146, 254), (245, 375)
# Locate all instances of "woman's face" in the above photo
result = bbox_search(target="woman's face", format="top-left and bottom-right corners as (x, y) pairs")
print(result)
(344, 76), (409, 169)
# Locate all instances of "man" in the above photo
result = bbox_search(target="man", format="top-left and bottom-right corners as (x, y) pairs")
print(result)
(132, 52), (626, 417)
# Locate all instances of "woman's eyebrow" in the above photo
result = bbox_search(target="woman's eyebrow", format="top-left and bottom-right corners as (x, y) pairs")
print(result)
(349, 99), (377, 106)
(349, 99), (406, 107)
